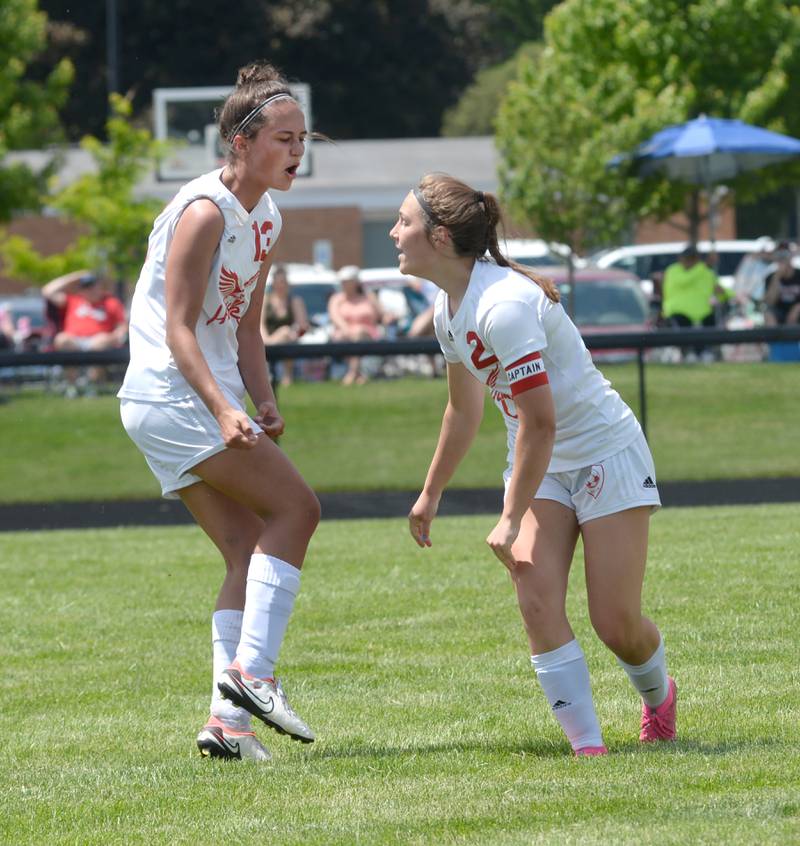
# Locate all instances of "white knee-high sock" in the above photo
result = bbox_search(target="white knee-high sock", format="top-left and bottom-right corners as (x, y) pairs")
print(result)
(531, 639), (604, 751)
(236, 554), (301, 679)
(210, 609), (251, 729)
(617, 636), (669, 708)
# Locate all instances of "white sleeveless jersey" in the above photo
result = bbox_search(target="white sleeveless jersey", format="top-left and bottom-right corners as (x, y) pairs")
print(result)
(118, 168), (282, 402)
(434, 260), (640, 472)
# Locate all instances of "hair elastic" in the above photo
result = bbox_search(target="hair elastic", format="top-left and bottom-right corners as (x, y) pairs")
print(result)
(413, 187), (440, 226)
(229, 92), (295, 141)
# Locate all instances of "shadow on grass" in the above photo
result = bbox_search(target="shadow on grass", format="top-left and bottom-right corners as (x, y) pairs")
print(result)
(601, 736), (789, 756)
(311, 737), (574, 761)
(309, 735), (788, 761)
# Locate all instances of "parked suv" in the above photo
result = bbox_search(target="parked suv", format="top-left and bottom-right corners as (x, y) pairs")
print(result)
(538, 266), (652, 362)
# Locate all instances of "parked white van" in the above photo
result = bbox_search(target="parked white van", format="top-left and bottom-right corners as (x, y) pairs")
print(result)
(500, 238), (579, 268)
(590, 239), (774, 298)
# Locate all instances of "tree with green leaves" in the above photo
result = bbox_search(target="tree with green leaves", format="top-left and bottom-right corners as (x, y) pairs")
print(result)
(1, 95), (167, 288)
(497, 0), (800, 251)
(0, 0), (72, 221)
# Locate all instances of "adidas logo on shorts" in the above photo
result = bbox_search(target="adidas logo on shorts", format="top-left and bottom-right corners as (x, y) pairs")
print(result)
(642, 476), (656, 489)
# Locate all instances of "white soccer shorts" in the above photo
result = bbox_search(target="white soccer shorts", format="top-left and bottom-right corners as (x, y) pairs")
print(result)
(506, 430), (661, 524)
(120, 391), (261, 499)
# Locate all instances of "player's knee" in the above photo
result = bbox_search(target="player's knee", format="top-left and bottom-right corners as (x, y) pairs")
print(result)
(53, 333), (76, 350)
(275, 484), (320, 538)
(591, 610), (640, 654)
(300, 487), (321, 534)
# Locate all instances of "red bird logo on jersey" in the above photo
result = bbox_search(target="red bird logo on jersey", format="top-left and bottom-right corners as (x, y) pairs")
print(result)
(206, 266), (247, 325)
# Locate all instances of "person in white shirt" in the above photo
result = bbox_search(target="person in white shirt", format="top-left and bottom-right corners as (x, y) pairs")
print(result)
(118, 62), (319, 762)
(391, 173), (676, 757)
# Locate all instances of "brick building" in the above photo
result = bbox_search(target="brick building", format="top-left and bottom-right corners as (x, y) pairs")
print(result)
(1, 136), (734, 295)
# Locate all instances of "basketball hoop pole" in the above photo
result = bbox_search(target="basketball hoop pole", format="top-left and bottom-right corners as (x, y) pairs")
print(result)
(106, 0), (120, 101)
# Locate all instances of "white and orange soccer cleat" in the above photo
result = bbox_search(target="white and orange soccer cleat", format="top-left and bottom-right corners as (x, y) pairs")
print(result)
(218, 660), (315, 743)
(196, 716), (271, 761)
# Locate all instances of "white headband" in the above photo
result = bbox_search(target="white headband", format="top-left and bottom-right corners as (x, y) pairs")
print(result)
(229, 93), (295, 141)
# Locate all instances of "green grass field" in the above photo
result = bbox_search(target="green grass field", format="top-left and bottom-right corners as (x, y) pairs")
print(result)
(0, 362), (798, 503)
(2, 505), (798, 845)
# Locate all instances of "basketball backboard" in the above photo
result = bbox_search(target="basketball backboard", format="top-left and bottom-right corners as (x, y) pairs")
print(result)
(153, 84), (312, 181)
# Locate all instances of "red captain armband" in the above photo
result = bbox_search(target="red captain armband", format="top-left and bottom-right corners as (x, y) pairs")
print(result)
(506, 351), (549, 396)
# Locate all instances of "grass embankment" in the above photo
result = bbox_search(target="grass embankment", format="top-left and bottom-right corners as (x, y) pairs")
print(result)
(0, 362), (797, 503)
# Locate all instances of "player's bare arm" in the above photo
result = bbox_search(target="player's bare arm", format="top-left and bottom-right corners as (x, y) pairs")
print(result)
(486, 381), (555, 571)
(41, 269), (92, 307)
(237, 256), (284, 439)
(166, 199), (257, 449)
(409, 361), (485, 548)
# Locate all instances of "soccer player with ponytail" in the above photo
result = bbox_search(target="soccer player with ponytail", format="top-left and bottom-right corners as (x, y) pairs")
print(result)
(119, 62), (319, 761)
(392, 173), (676, 757)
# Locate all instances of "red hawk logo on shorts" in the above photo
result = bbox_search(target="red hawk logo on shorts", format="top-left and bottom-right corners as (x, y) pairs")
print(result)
(585, 464), (605, 499)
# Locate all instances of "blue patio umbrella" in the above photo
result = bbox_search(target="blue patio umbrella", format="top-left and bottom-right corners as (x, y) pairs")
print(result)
(620, 115), (800, 242)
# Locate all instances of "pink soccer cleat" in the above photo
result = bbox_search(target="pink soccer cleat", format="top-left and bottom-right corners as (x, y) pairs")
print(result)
(574, 745), (608, 757)
(640, 676), (677, 742)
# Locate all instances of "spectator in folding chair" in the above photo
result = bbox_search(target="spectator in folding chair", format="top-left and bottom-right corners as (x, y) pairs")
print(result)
(42, 270), (128, 396)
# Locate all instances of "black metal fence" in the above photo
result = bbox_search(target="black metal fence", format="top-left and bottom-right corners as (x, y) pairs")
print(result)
(1, 325), (799, 439)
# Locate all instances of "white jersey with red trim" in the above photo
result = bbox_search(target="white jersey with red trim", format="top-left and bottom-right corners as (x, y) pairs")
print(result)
(434, 260), (640, 472)
(118, 168), (282, 403)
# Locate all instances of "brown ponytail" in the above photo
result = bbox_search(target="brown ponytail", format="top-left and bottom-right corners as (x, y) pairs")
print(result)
(416, 173), (560, 301)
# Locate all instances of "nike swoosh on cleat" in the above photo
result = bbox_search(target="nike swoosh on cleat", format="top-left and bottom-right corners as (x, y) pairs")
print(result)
(240, 685), (276, 713)
(218, 735), (241, 757)
(227, 673), (276, 713)
(199, 728), (241, 759)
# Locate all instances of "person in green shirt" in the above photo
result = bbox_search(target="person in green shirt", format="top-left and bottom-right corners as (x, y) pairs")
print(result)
(662, 245), (729, 361)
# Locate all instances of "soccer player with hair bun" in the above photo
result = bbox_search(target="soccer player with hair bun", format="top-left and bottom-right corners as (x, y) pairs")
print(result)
(119, 62), (319, 761)
(392, 173), (676, 757)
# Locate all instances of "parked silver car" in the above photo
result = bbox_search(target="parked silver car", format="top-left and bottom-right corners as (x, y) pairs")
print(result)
(0, 294), (53, 350)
